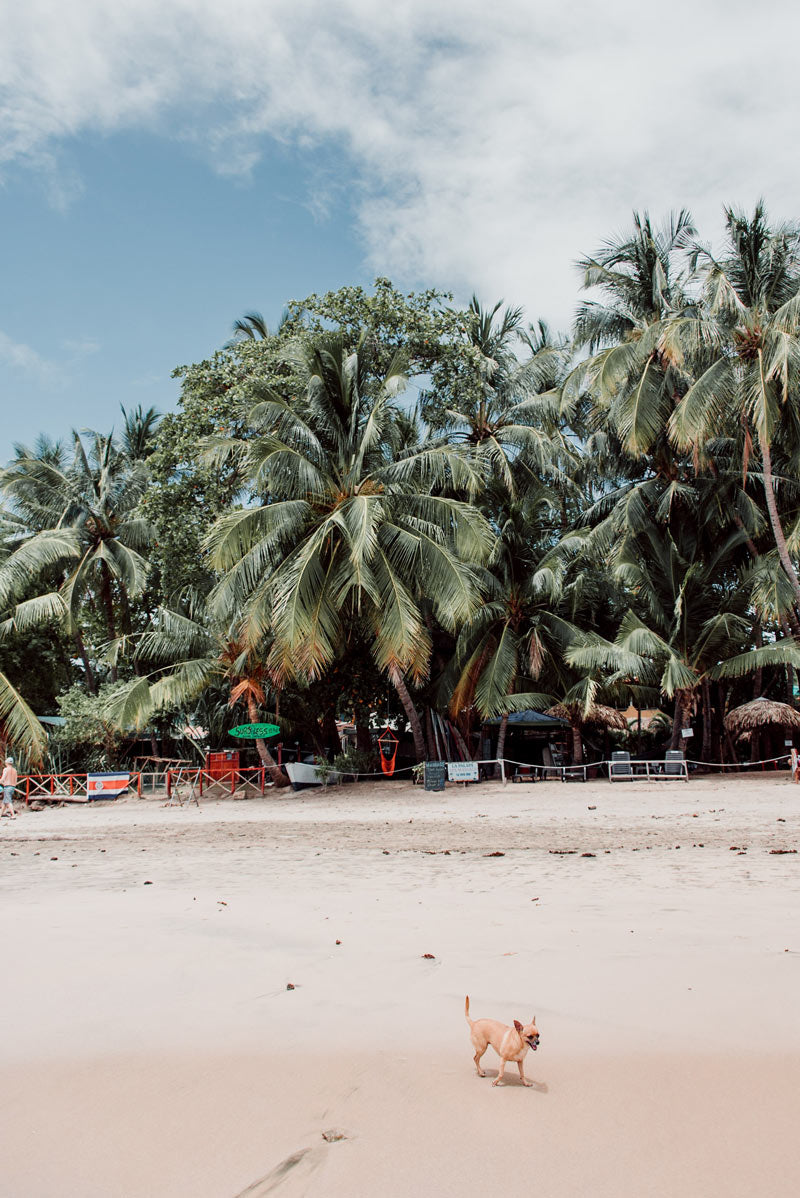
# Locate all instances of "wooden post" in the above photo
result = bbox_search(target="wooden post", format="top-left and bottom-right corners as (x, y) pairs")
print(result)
(792, 748), (799, 782)
(167, 770), (172, 798)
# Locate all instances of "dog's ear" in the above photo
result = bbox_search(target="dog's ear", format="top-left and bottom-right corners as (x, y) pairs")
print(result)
(514, 1019), (523, 1032)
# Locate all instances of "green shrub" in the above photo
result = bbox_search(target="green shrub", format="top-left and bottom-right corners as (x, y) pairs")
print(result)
(332, 747), (377, 780)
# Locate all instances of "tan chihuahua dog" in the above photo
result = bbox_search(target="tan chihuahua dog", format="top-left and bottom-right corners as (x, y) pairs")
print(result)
(465, 996), (540, 1086)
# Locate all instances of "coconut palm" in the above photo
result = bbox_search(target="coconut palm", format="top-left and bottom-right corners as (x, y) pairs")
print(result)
(428, 297), (572, 495)
(568, 514), (800, 754)
(443, 493), (576, 763)
(565, 210), (696, 457)
(666, 202), (800, 607)
(203, 331), (492, 762)
(0, 426), (154, 687)
(107, 599), (289, 786)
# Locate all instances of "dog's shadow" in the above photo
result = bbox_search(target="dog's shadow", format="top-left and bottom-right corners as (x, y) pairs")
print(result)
(482, 1070), (549, 1093)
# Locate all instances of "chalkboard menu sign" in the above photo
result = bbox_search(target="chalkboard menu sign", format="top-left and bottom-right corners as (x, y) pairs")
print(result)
(423, 761), (448, 791)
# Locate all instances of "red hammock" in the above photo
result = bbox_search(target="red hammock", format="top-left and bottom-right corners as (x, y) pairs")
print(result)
(378, 728), (399, 776)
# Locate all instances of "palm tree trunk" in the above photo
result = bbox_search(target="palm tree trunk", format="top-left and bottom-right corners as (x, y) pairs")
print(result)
(495, 712), (509, 778)
(669, 688), (692, 751)
(758, 428), (800, 607)
(701, 677), (713, 763)
(99, 560), (118, 682)
(571, 722), (583, 765)
(390, 669), (427, 762)
(425, 707), (439, 760)
(752, 620), (763, 699)
(246, 694), (289, 788)
(74, 630), (96, 695)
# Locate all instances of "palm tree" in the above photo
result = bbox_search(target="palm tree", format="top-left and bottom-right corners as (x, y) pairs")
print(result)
(203, 331), (492, 762)
(107, 600), (289, 786)
(0, 425), (154, 688)
(666, 202), (800, 609)
(427, 297), (572, 495)
(443, 493), (573, 763)
(568, 516), (800, 753)
(565, 210), (696, 457)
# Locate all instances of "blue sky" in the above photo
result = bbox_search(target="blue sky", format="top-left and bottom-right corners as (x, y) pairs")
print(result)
(2, 0), (798, 461)
(0, 133), (365, 456)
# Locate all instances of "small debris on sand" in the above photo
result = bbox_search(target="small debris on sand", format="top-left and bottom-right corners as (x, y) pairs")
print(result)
(335, 939), (342, 945)
(286, 983), (296, 990)
(483, 851), (505, 857)
(322, 1129), (348, 1142)
(581, 852), (596, 857)
(143, 880), (153, 885)
(421, 953), (435, 959)
(769, 849), (797, 855)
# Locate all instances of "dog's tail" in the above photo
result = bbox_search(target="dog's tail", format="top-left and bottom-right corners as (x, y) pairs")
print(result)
(465, 995), (472, 1025)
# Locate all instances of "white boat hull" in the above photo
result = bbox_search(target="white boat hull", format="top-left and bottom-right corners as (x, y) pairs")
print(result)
(284, 761), (339, 790)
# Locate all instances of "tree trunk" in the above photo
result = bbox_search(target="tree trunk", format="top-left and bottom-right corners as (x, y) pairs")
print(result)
(669, 688), (692, 751)
(320, 707), (341, 761)
(425, 706), (439, 760)
(495, 712), (509, 778)
(752, 620), (763, 699)
(758, 426), (800, 608)
(99, 560), (118, 682)
(571, 722), (583, 765)
(356, 719), (372, 754)
(701, 677), (713, 763)
(74, 629), (96, 695)
(246, 694), (289, 788)
(390, 669), (427, 763)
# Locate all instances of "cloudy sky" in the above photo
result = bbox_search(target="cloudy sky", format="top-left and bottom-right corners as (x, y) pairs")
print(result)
(1, 0), (797, 456)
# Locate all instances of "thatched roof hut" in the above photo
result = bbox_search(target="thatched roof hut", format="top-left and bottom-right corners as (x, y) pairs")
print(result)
(546, 703), (627, 731)
(724, 697), (800, 739)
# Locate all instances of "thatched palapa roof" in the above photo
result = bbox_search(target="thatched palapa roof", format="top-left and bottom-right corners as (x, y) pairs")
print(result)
(724, 697), (800, 738)
(546, 703), (628, 731)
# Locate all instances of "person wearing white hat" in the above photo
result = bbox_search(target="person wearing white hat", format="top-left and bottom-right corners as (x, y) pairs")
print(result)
(1, 757), (18, 819)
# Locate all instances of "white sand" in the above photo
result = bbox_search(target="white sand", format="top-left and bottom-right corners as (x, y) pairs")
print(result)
(1, 774), (799, 1196)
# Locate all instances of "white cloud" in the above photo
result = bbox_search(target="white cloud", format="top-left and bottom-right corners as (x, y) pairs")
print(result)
(2, 0), (799, 325)
(0, 331), (56, 382)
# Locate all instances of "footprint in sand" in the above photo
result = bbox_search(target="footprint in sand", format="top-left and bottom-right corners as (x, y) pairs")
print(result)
(235, 1131), (349, 1196)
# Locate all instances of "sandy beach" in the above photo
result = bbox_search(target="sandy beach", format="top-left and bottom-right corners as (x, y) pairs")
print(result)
(1, 773), (799, 1197)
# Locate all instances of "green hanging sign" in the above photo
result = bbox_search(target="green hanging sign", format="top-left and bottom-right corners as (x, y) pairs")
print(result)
(229, 723), (281, 739)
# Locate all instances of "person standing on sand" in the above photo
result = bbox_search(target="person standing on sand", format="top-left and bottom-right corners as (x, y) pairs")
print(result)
(1, 757), (18, 819)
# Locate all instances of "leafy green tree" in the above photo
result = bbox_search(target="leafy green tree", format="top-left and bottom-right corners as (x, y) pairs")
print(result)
(204, 331), (491, 761)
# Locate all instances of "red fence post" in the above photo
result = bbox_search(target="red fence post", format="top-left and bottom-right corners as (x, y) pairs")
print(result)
(167, 771), (172, 798)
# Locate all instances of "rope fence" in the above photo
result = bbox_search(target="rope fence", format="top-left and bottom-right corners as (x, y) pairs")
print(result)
(12, 751), (799, 806)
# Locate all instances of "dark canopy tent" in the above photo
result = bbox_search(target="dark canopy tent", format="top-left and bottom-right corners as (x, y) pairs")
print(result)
(483, 710), (569, 766)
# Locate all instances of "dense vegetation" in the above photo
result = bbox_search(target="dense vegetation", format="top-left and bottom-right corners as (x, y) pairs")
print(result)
(4, 204), (800, 771)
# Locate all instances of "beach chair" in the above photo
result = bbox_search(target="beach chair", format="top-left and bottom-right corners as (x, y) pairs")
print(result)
(664, 749), (688, 780)
(609, 751), (633, 781)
